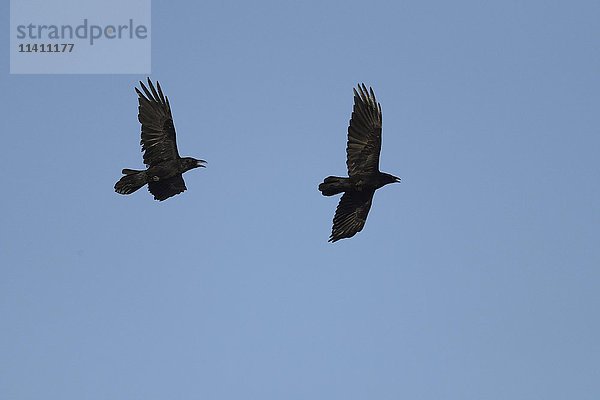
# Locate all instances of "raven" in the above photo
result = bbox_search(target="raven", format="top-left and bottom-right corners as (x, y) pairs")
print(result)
(319, 84), (400, 242)
(115, 78), (206, 201)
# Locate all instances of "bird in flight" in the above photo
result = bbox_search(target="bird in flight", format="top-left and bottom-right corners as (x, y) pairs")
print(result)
(115, 78), (206, 201)
(319, 84), (400, 242)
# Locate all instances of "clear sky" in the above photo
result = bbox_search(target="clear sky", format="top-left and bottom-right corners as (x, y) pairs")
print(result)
(2, 1), (599, 399)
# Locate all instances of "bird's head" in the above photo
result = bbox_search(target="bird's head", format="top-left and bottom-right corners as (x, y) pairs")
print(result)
(383, 173), (401, 185)
(182, 157), (207, 171)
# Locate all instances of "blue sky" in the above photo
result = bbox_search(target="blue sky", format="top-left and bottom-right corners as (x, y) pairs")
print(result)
(2, 0), (599, 399)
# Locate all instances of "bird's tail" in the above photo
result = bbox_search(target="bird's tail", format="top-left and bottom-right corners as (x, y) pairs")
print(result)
(318, 176), (349, 196)
(115, 169), (147, 195)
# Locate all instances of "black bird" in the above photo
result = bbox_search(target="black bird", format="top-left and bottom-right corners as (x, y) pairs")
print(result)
(319, 84), (400, 242)
(115, 78), (206, 201)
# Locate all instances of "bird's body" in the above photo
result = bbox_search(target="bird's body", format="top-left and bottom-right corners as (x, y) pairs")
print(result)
(115, 78), (205, 201)
(145, 157), (201, 182)
(319, 173), (398, 196)
(319, 84), (400, 242)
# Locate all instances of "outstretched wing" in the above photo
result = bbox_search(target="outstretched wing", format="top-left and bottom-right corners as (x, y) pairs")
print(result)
(329, 190), (375, 242)
(135, 78), (180, 167)
(346, 84), (382, 177)
(148, 174), (187, 201)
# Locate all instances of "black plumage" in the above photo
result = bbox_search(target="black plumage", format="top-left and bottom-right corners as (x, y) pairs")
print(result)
(115, 78), (206, 201)
(319, 84), (400, 242)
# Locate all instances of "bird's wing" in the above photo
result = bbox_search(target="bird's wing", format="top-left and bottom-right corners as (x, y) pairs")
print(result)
(135, 78), (180, 167)
(329, 190), (375, 242)
(148, 174), (187, 201)
(346, 84), (382, 177)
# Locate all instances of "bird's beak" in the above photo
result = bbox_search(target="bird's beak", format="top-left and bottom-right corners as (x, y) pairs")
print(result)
(394, 176), (401, 183)
(197, 160), (207, 168)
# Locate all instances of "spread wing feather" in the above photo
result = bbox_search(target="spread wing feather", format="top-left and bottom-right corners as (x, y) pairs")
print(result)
(329, 190), (375, 242)
(148, 174), (187, 201)
(346, 84), (382, 176)
(135, 78), (180, 167)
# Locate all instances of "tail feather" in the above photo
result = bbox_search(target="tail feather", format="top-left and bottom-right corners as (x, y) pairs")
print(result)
(318, 176), (349, 196)
(115, 169), (147, 195)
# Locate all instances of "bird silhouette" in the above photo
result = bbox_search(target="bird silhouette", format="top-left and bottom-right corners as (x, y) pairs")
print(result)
(319, 84), (400, 242)
(115, 78), (206, 201)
